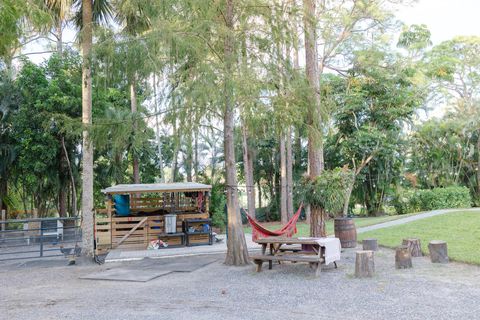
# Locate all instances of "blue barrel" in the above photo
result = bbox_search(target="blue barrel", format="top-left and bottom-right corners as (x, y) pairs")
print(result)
(113, 194), (130, 216)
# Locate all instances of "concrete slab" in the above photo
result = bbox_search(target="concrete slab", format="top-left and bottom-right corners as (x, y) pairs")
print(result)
(80, 254), (220, 282)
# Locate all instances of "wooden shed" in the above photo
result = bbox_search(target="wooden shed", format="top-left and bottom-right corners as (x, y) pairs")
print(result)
(94, 183), (212, 255)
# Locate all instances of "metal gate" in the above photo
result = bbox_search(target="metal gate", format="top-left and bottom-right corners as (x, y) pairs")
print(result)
(0, 216), (81, 261)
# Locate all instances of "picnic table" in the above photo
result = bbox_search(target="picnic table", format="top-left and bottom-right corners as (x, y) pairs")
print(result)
(250, 237), (340, 277)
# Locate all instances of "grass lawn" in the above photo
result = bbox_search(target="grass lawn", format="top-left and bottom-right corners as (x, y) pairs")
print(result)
(358, 211), (480, 265)
(243, 211), (423, 237)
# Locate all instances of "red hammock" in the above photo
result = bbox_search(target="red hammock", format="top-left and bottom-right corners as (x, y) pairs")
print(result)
(245, 204), (303, 241)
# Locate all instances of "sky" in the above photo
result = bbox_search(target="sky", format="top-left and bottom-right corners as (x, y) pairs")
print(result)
(395, 0), (480, 45)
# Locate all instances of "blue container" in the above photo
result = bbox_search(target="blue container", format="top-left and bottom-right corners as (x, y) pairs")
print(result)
(113, 194), (130, 216)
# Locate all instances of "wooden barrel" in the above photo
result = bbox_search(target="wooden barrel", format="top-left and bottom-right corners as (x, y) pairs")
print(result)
(334, 218), (357, 248)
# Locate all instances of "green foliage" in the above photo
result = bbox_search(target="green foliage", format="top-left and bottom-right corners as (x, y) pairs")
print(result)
(298, 168), (354, 216)
(394, 186), (472, 214)
(209, 183), (226, 231)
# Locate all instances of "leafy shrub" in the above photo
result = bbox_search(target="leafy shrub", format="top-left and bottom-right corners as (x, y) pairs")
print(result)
(209, 183), (226, 231)
(393, 186), (471, 214)
(297, 168), (354, 216)
(417, 186), (472, 210)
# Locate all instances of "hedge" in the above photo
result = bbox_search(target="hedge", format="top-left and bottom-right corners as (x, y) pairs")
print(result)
(393, 186), (472, 214)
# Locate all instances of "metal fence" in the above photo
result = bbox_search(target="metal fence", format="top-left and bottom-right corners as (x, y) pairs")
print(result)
(0, 214), (81, 262)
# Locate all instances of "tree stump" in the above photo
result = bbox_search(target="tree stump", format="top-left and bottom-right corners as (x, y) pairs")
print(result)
(355, 250), (375, 278)
(395, 245), (412, 269)
(428, 240), (449, 263)
(362, 238), (378, 251)
(402, 238), (422, 257)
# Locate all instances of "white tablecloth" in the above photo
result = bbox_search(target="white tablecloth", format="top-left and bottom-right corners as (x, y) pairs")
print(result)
(299, 237), (341, 265)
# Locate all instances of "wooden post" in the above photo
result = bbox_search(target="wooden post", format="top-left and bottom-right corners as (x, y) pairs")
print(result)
(402, 238), (422, 257)
(362, 238), (378, 251)
(428, 240), (448, 263)
(395, 245), (413, 269)
(355, 250), (375, 278)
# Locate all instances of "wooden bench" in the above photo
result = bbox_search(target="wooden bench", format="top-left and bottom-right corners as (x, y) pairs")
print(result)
(250, 254), (325, 277)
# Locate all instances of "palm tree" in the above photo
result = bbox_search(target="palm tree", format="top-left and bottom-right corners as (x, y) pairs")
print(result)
(76, 0), (112, 256)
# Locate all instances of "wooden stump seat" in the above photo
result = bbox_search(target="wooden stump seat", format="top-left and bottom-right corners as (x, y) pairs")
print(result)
(428, 240), (449, 263)
(402, 238), (422, 257)
(355, 250), (375, 278)
(362, 239), (378, 251)
(395, 245), (413, 269)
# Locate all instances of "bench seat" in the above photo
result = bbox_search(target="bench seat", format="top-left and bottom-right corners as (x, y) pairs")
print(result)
(250, 254), (324, 277)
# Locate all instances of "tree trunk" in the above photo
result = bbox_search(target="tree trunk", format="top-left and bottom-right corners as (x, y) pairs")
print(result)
(61, 136), (77, 217)
(286, 127), (294, 218)
(242, 121), (256, 218)
(279, 134), (288, 224)
(81, 0), (94, 257)
(56, 20), (63, 56)
(153, 73), (164, 182)
(194, 130), (199, 181)
(185, 133), (193, 182)
(342, 180), (355, 217)
(224, 0), (249, 266)
(58, 188), (67, 217)
(130, 79), (140, 184)
(257, 179), (262, 209)
(172, 121), (179, 182)
(304, 0), (325, 237)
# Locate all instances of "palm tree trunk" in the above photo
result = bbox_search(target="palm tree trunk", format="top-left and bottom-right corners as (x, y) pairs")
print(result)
(304, 0), (325, 237)
(130, 78), (140, 184)
(81, 0), (94, 256)
(224, 0), (249, 266)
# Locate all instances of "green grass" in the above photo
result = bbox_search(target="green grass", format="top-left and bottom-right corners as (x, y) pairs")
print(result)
(244, 212), (423, 237)
(358, 211), (480, 265)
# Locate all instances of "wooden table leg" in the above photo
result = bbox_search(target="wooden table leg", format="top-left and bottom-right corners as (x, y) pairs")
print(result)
(261, 244), (267, 255)
(269, 244), (273, 269)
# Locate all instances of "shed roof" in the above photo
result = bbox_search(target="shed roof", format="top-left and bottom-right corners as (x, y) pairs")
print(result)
(101, 183), (212, 194)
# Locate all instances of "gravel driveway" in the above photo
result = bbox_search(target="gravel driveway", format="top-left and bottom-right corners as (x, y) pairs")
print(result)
(1, 246), (480, 320)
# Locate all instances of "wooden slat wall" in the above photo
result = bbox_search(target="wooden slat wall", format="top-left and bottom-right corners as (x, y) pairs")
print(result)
(94, 212), (209, 254)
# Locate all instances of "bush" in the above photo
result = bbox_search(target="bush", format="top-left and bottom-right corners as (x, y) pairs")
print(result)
(393, 186), (472, 214)
(210, 184), (226, 231)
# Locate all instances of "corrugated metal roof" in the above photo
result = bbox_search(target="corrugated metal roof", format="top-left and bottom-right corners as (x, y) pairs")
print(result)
(101, 182), (212, 194)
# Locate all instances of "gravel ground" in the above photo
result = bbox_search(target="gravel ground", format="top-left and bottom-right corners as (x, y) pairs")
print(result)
(1, 246), (480, 320)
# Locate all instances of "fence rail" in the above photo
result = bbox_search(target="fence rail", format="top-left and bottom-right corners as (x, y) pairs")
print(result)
(0, 212), (81, 262)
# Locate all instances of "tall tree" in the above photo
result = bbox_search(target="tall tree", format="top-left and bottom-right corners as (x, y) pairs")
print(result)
(80, 0), (94, 256)
(303, 0), (325, 236)
(224, 0), (249, 266)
